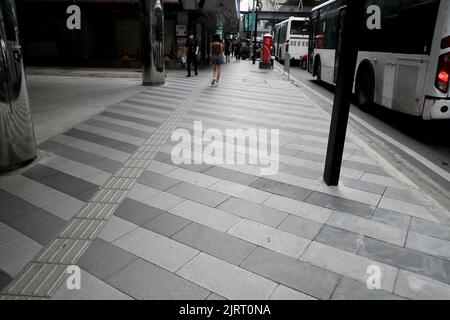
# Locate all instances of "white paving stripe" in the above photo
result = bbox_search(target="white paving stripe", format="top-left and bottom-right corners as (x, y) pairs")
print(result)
(113, 227), (198, 273)
(176, 252), (278, 300)
(300, 241), (398, 292)
(406, 231), (450, 260)
(169, 200), (242, 233)
(51, 134), (130, 162)
(209, 180), (272, 204)
(75, 123), (145, 146)
(91, 114), (157, 133)
(264, 194), (332, 224)
(227, 219), (310, 258)
(327, 211), (408, 246)
(378, 197), (439, 222)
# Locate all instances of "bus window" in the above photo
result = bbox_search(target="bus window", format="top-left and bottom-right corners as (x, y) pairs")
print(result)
(290, 21), (309, 35)
(398, 0), (440, 54)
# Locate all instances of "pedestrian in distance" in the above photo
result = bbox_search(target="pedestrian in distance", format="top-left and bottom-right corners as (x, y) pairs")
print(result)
(210, 34), (224, 87)
(235, 40), (241, 62)
(185, 34), (198, 77)
(270, 45), (275, 69)
(224, 36), (231, 63)
(231, 39), (236, 58)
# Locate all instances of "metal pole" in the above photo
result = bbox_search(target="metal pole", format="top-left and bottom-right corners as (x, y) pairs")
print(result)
(140, 0), (165, 85)
(250, 0), (256, 64)
(253, 12), (258, 64)
(323, 0), (364, 186)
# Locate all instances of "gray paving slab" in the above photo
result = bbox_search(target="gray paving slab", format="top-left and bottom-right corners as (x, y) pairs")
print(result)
(217, 197), (288, 228)
(340, 177), (386, 195)
(53, 269), (133, 300)
(153, 152), (171, 162)
(143, 212), (191, 237)
(7, 208), (66, 245)
(0, 235), (42, 278)
(296, 150), (326, 162)
(0, 222), (22, 246)
(137, 171), (180, 191)
(279, 146), (303, 157)
(22, 164), (60, 181)
(0, 190), (37, 223)
(84, 118), (153, 139)
(394, 269), (450, 300)
(341, 160), (388, 176)
(0, 268), (12, 291)
(172, 222), (257, 265)
(107, 258), (210, 299)
(38, 140), (71, 154)
(306, 191), (375, 218)
(40, 141), (105, 165)
(64, 128), (138, 153)
(409, 217), (450, 241)
(110, 104), (169, 119)
(331, 277), (404, 300)
(279, 163), (322, 180)
(314, 225), (363, 253)
(161, 156), (213, 173)
(250, 177), (312, 202)
(138, 90), (185, 102)
(114, 198), (164, 226)
(372, 208), (411, 230)
(207, 293), (227, 300)
(72, 187), (98, 202)
(125, 98), (177, 111)
(166, 182), (229, 207)
(24, 166), (98, 201)
(202, 166), (259, 185)
(406, 231), (450, 260)
(277, 215), (323, 240)
(384, 187), (422, 205)
(100, 111), (161, 128)
(78, 238), (138, 280)
(90, 157), (123, 174)
(241, 247), (340, 300)
(357, 236), (450, 285)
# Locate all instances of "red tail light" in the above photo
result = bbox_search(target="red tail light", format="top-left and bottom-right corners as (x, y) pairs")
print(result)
(435, 52), (450, 93)
(438, 70), (449, 83)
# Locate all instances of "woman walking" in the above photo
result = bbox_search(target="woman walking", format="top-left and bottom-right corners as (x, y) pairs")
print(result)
(210, 34), (224, 87)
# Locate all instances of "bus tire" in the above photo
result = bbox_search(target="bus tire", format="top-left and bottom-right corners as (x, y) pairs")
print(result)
(314, 59), (322, 83)
(355, 63), (375, 109)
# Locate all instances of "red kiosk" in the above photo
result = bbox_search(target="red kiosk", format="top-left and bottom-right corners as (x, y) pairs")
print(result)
(259, 33), (272, 69)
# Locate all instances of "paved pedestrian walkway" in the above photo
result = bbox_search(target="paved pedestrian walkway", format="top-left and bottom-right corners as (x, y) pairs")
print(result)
(1, 62), (450, 300)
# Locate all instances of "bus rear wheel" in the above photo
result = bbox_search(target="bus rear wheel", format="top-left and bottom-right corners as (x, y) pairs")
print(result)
(316, 62), (322, 83)
(355, 66), (375, 108)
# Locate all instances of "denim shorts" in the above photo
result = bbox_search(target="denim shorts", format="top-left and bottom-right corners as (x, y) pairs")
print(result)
(211, 55), (222, 65)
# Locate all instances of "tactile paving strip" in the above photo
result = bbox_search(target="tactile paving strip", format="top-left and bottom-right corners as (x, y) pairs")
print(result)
(0, 78), (209, 299)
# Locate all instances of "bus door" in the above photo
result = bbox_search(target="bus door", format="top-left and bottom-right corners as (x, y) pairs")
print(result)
(394, 57), (428, 115)
(334, 7), (346, 83)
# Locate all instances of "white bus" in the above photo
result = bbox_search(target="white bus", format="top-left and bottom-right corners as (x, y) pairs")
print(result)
(273, 17), (310, 66)
(308, 0), (450, 120)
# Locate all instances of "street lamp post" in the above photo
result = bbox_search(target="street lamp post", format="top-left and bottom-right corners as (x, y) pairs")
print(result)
(252, 0), (262, 65)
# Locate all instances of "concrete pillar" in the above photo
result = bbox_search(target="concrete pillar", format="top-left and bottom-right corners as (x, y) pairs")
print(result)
(140, 0), (165, 85)
(0, 0), (37, 172)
